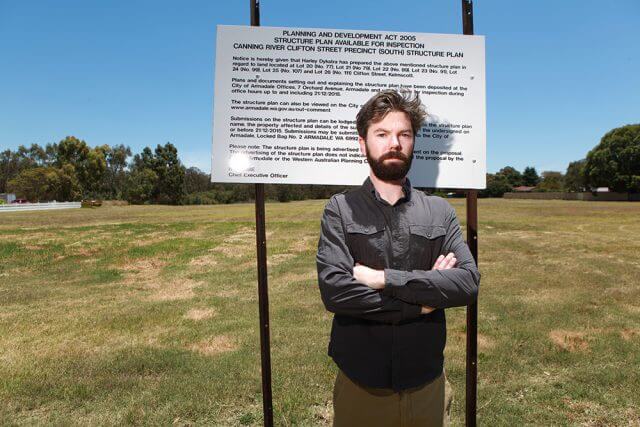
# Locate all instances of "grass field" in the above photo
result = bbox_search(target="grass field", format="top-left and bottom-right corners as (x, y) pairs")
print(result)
(1, 199), (639, 425)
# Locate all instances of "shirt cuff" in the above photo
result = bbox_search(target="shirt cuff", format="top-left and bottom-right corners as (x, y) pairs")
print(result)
(383, 268), (406, 297)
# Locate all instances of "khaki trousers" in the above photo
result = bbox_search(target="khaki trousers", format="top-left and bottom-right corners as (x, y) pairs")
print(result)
(333, 370), (453, 427)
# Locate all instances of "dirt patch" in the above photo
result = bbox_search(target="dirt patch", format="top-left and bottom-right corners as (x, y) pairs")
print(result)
(148, 279), (202, 301)
(549, 330), (589, 352)
(189, 335), (237, 356)
(184, 308), (216, 321)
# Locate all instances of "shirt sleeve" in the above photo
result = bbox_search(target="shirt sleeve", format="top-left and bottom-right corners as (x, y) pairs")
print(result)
(382, 202), (480, 308)
(317, 196), (422, 324)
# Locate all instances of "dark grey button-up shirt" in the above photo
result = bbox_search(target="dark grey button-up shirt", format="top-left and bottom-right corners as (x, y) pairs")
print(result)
(317, 177), (480, 391)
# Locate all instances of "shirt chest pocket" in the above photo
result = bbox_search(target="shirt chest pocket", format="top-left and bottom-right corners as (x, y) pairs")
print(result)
(345, 222), (387, 269)
(408, 224), (447, 270)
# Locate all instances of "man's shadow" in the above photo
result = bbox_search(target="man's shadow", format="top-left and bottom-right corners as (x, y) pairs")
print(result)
(410, 112), (456, 191)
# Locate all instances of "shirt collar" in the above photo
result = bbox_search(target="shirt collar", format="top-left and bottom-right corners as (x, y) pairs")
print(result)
(363, 176), (413, 206)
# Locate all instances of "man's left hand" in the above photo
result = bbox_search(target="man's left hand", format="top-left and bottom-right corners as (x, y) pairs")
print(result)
(353, 263), (385, 290)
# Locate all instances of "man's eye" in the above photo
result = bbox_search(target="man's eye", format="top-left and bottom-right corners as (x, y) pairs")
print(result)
(376, 133), (386, 137)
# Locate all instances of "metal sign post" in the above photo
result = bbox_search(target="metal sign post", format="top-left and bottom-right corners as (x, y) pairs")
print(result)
(462, 2), (479, 426)
(250, 4), (274, 427)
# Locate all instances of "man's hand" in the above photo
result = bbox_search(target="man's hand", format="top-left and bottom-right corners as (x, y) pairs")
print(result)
(432, 252), (457, 270)
(422, 252), (457, 314)
(354, 253), (457, 313)
(353, 263), (385, 290)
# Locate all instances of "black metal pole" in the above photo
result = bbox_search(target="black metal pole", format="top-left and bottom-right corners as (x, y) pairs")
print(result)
(250, 2), (274, 426)
(461, 1), (478, 426)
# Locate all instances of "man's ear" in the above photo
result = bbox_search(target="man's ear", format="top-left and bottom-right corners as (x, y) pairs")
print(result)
(358, 136), (366, 157)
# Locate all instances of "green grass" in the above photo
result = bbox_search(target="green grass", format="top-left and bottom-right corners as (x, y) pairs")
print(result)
(1, 199), (639, 425)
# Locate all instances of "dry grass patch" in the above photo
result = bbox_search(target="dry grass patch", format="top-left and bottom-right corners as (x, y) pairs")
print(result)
(120, 258), (167, 285)
(278, 269), (316, 283)
(188, 254), (218, 269)
(310, 400), (333, 426)
(210, 227), (275, 258)
(623, 304), (640, 314)
(176, 229), (207, 239)
(71, 246), (100, 257)
(562, 397), (607, 423)
(453, 331), (495, 351)
(184, 308), (216, 321)
(270, 269), (317, 292)
(549, 330), (589, 352)
(148, 279), (202, 301)
(289, 234), (318, 253)
(268, 253), (296, 267)
(189, 335), (237, 356)
(620, 328), (639, 341)
(517, 286), (571, 305)
(22, 244), (46, 250)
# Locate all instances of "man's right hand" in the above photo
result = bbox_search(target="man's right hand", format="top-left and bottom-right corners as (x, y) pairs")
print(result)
(421, 252), (457, 314)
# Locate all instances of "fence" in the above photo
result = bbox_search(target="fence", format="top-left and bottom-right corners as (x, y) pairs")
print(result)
(0, 202), (82, 213)
(504, 192), (640, 201)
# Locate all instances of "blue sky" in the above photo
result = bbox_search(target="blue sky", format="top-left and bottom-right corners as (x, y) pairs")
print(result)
(1, 0), (638, 175)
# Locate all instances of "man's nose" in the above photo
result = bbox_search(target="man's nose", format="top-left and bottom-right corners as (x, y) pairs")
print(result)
(389, 135), (401, 149)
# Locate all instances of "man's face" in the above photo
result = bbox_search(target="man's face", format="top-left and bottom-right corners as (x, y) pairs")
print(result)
(358, 110), (415, 182)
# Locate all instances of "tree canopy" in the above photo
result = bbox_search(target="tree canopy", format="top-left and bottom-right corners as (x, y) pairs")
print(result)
(584, 124), (640, 192)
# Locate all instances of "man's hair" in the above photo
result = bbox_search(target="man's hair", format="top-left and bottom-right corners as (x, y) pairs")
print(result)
(356, 89), (427, 139)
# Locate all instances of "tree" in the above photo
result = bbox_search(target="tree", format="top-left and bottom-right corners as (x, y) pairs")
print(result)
(124, 168), (158, 204)
(522, 166), (540, 187)
(584, 124), (640, 192)
(537, 171), (564, 192)
(54, 136), (107, 198)
(129, 143), (185, 204)
(184, 167), (211, 194)
(496, 166), (523, 188)
(151, 143), (185, 204)
(0, 150), (20, 193)
(99, 144), (131, 199)
(479, 173), (512, 197)
(564, 159), (587, 192)
(7, 166), (80, 202)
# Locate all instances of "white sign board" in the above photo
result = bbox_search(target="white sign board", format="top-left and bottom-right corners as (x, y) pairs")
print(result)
(212, 25), (486, 189)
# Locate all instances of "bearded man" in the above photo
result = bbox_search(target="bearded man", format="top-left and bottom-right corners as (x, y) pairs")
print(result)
(316, 89), (480, 426)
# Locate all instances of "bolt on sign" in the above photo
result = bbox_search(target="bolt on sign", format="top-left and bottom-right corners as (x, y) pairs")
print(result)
(212, 25), (486, 189)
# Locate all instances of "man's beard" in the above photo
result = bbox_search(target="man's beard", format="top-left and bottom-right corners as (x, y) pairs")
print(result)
(365, 146), (413, 182)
